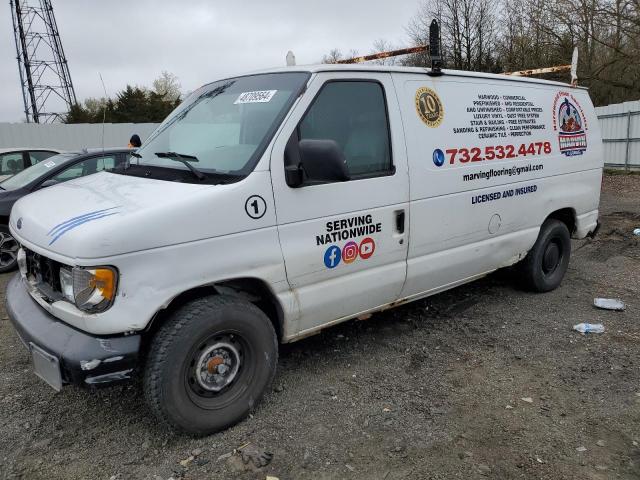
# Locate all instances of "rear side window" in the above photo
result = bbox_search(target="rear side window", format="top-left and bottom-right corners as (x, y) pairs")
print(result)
(0, 152), (24, 175)
(299, 81), (392, 177)
(29, 150), (57, 164)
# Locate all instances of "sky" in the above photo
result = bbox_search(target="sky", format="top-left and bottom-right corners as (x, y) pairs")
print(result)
(0, 0), (419, 122)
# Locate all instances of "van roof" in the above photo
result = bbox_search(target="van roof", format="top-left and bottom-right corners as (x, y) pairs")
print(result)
(240, 64), (586, 90)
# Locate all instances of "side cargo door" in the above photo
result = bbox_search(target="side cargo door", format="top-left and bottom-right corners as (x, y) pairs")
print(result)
(270, 72), (409, 336)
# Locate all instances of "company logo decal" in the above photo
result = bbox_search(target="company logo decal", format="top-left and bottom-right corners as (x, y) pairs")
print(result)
(552, 93), (588, 157)
(47, 207), (120, 245)
(324, 245), (341, 269)
(415, 87), (444, 128)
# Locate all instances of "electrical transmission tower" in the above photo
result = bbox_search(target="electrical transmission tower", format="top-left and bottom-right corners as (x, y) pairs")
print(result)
(10, 0), (77, 123)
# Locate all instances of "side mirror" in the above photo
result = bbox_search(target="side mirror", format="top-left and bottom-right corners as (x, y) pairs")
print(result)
(285, 138), (350, 188)
(284, 132), (304, 187)
(39, 179), (58, 189)
(299, 139), (350, 184)
(285, 164), (304, 187)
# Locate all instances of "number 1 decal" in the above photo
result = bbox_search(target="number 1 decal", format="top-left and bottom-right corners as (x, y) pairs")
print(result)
(245, 195), (267, 219)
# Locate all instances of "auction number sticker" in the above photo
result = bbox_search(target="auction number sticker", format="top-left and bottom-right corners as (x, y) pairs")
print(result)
(442, 141), (552, 165)
(234, 90), (278, 104)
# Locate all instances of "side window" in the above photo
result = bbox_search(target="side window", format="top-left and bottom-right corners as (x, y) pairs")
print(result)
(298, 81), (392, 177)
(0, 153), (25, 176)
(29, 151), (57, 164)
(96, 156), (116, 170)
(49, 156), (116, 183)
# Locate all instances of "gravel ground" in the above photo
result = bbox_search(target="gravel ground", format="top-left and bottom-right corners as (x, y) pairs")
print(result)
(1, 173), (639, 480)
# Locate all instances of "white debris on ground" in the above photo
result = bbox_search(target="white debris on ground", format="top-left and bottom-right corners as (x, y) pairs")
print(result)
(593, 298), (625, 311)
(573, 323), (605, 334)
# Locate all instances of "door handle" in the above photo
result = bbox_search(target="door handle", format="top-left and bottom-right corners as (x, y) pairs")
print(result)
(395, 210), (405, 234)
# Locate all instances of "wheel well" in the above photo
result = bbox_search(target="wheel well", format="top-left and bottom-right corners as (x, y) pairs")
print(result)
(547, 208), (576, 234)
(144, 278), (284, 344)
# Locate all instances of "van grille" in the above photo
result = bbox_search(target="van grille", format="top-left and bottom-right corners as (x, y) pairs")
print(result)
(23, 247), (63, 301)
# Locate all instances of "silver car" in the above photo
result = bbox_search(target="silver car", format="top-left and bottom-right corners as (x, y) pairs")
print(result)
(0, 147), (62, 182)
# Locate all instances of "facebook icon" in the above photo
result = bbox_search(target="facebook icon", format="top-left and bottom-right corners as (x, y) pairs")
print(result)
(323, 245), (342, 269)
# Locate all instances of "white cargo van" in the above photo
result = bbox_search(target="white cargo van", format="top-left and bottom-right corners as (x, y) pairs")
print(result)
(6, 65), (602, 435)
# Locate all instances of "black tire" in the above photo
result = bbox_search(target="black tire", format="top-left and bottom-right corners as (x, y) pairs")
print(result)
(519, 218), (571, 292)
(143, 295), (278, 436)
(0, 225), (19, 273)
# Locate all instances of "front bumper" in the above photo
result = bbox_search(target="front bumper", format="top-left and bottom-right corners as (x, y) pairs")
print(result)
(6, 273), (140, 387)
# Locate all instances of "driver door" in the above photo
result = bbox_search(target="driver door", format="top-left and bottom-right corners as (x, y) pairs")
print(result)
(270, 72), (409, 335)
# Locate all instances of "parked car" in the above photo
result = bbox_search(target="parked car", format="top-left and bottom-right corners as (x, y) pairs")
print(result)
(0, 148), (62, 182)
(6, 66), (602, 435)
(0, 148), (131, 272)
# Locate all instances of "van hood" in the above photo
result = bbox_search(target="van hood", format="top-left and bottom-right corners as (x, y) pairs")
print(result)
(9, 171), (270, 260)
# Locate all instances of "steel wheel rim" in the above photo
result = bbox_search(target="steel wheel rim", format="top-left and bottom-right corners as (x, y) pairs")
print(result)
(542, 239), (561, 275)
(184, 331), (253, 409)
(194, 341), (241, 392)
(0, 231), (19, 267)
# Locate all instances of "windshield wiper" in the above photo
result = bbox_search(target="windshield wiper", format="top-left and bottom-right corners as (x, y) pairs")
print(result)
(130, 151), (142, 158)
(155, 152), (206, 181)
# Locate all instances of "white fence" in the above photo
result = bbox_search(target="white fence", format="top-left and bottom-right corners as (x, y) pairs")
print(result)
(595, 100), (640, 170)
(0, 123), (158, 151)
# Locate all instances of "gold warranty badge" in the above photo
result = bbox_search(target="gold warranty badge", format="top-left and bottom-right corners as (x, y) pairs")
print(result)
(415, 87), (444, 128)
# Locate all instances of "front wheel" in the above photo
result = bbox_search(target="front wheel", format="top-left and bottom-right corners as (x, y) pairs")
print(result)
(143, 295), (278, 436)
(519, 218), (571, 292)
(0, 225), (19, 273)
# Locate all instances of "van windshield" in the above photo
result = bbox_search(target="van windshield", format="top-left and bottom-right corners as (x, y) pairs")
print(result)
(132, 72), (309, 179)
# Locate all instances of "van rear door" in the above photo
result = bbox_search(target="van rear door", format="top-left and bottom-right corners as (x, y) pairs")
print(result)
(270, 72), (409, 335)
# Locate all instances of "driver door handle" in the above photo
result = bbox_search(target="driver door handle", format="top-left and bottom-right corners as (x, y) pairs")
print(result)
(395, 210), (405, 234)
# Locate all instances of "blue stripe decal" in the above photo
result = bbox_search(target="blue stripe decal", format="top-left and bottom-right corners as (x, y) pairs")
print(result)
(47, 209), (121, 245)
(48, 213), (119, 245)
(47, 207), (119, 236)
(48, 211), (118, 238)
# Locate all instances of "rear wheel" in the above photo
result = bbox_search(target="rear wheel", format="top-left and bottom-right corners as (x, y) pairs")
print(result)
(143, 295), (278, 436)
(519, 219), (571, 292)
(0, 225), (19, 273)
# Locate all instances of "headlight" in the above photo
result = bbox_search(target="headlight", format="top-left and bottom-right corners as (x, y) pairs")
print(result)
(59, 266), (118, 312)
(59, 267), (74, 302)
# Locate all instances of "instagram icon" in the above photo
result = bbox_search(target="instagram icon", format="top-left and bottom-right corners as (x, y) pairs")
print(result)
(341, 241), (359, 264)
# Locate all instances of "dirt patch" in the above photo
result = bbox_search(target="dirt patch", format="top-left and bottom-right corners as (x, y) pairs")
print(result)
(581, 210), (639, 262)
(1, 173), (639, 480)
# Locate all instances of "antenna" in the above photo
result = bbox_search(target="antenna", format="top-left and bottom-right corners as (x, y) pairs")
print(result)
(99, 72), (108, 153)
(428, 19), (442, 76)
(286, 51), (296, 66)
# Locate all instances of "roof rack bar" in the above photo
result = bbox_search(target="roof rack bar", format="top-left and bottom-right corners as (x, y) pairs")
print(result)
(336, 45), (428, 64)
(503, 65), (571, 77)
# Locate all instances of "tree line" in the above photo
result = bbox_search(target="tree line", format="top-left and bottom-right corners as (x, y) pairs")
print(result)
(324, 0), (639, 106)
(65, 71), (182, 123)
